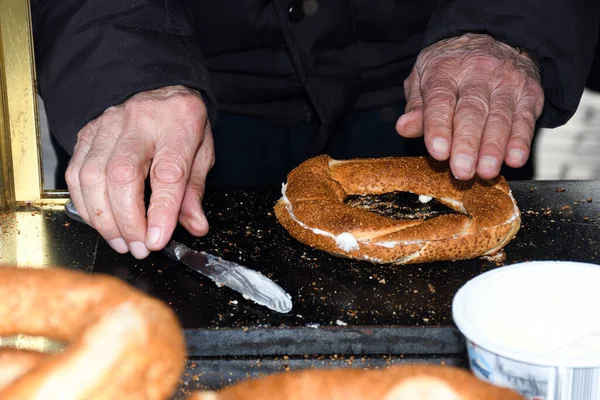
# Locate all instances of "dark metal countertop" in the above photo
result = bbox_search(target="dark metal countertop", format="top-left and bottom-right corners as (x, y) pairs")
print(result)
(0, 180), (598, 392)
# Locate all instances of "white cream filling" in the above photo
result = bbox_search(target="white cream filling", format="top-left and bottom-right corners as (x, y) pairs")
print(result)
(281, 184), (360, 252)
(418, 195), (433, 203)
(334, 232), (359, 252)
(280, 184), (520, 251)
(375, 241), (398, 248)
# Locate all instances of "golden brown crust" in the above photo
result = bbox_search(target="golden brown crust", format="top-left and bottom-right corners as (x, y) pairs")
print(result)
(0, 266), (186, 400)
(190, 365), (522, 400)
(274, 155), (521, 264)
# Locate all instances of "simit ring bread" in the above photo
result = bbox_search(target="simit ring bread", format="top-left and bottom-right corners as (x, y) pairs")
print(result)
(274, 155), (520, 264)
(190, 364), (522, 400)
(0, 266), (186, 399)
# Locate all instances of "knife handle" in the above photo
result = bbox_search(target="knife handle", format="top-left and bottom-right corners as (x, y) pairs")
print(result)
(65, 200), (89, 225)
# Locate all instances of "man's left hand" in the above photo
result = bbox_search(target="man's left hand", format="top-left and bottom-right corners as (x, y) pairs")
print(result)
(396, 33), (544, 180)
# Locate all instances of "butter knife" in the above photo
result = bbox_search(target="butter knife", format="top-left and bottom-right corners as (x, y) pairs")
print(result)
(65, 200), (293, 314)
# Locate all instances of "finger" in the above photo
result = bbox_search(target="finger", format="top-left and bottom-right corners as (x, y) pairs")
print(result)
(106, 124), (153, 259)
(421, 71), (458, 161)
(449, 80), (492, 180)
(505, 101), (537, 168)
(65, 126), (95, 224)
(145, 125), (201, 251)
(476, 88), (517, 179)
(179, 124), (215, 237)
(396, 70), (424, 138)
(506, 87), (544, 168)
(78, 127), (129, 254)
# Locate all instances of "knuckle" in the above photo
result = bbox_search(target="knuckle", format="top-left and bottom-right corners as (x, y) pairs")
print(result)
(124, 100), (156, 126)
(480, 137), (506, 157)
(510, 135), (532, 152)
(152, 157), (187, 184)
(453, 132), (481, 150)
(487, 109), (513, 129)
(99, 106), (123, 123)
(65, 166), (79, 189)
(187, 178), (206, 197)
(118, 219), (141, 239)
(464, 56), (497, 72)
(527, 81), (544, 98)
(76, 126), (95, 145)
(514, 110), (537, 130)
(172, 93), (206, 115)
(103, 105), (120, 116)
(78, 162), (105, 188)
(491, 91), (515, 112)
(424, 90), (455, 108)
(90, 213), (115, 235)
(147, 193), (180, 216)
(456, 95), (489, 116)
(422, 77), (455, 99)
(524, 84), (545, 115)
(163, 129), (198, 149)
(484, 120), (511, 146)
(423, 114), (452, 134)
(106, 157), (142, 185)
(169, 96), (207, 134)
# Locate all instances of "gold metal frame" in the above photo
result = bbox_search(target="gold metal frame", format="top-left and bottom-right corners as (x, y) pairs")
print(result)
(0, 0), (67, 209)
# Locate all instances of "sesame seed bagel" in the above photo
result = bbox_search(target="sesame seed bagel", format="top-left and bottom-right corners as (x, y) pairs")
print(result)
(274, 155), (520, 264)
(190, 364), (523, 400)
(0, 266), (186, 400)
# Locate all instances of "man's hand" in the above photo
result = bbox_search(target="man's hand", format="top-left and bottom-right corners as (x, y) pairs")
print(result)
(396, 33), (544, 180)
(66, 85), (214, 259)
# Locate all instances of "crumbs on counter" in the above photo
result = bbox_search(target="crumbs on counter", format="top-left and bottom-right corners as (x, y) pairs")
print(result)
(555, 187), (566, 193)
(481, 250), (507, 266)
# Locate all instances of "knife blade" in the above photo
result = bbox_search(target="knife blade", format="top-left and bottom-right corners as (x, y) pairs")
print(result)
(64, 200), (293, 313)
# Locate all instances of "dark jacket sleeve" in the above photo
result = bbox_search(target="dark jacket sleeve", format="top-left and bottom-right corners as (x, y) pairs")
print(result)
(424, 0), (600, 128)
(31, 0), (216, 154)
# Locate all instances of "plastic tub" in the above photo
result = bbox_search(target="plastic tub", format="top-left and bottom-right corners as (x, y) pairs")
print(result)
(452, 261), (600, 400)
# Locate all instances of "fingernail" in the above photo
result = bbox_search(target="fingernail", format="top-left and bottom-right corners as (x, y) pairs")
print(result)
(509, 149), (525, 164)
(479, 156), (498, 171)
(129, 241), (150, 259)
(432, 138), (449, 156)
(109, 238), (128, 254)
(454, 155), (474, 173)
(146, 227), (161, 248)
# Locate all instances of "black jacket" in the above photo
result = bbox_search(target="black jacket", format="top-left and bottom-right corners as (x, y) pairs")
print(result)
(586, 29), (600, 92)
(31, 0), (599, 154)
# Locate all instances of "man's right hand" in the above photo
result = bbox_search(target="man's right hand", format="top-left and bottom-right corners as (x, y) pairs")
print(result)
(66, 85), (215, 259)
